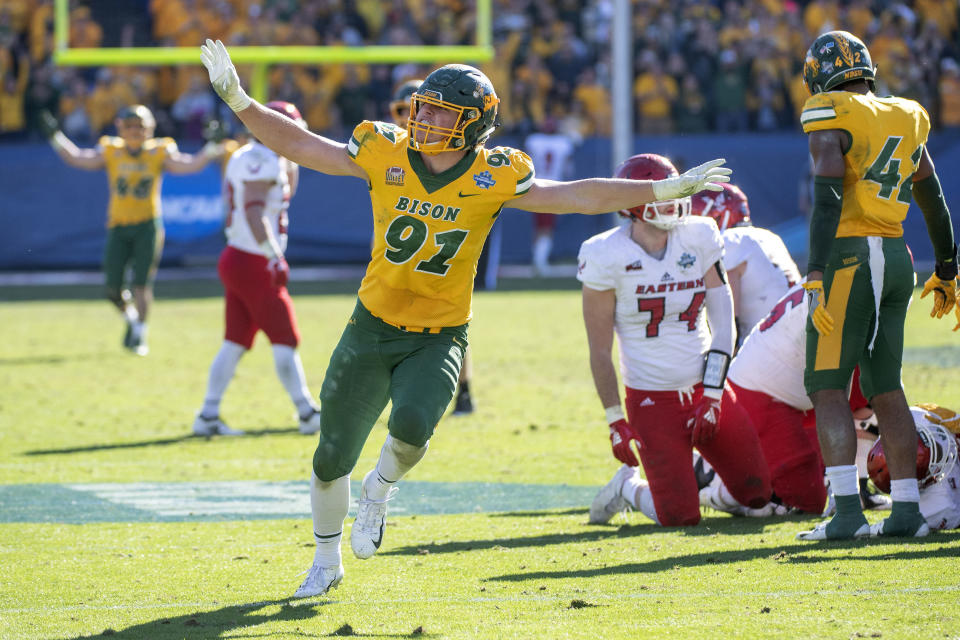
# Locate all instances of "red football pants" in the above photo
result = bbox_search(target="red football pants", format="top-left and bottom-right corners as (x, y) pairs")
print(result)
(625, 384), (771, 526)
(218, 246), (300, 349)
(729, 382), (826, 513)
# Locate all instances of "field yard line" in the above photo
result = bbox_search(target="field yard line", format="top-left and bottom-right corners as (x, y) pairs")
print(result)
(5, 584), (960, 614)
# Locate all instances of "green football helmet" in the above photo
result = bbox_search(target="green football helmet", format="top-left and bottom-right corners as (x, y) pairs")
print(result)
(390, 79), (422, 126)
(802, 30), (876, 95)
(408, 64), (499, 154)
(116, 104), (156, 130)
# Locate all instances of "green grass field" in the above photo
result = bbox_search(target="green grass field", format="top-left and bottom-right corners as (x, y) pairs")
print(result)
(2, 281), (960, 639)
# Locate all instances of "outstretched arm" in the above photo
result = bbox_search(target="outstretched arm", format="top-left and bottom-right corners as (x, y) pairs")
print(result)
(201, 40), (364, 179)
(42, 109), (105, 171)
(164, 141), (223, 174)
(511, 159), (731, 214)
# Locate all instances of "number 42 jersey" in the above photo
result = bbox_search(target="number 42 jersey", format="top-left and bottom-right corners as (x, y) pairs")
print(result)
(577, 217), (723, 391)
(348, 121), (534, 328)
(800, 91), (930, 238)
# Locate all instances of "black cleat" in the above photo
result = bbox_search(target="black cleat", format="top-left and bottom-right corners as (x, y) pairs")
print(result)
(452, 383), (474, 415)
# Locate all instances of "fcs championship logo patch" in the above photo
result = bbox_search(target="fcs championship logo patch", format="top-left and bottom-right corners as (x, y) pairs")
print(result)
(473, 170), (496, 189)
(678, 252), (696, 269)
(385, 166), (405, 186)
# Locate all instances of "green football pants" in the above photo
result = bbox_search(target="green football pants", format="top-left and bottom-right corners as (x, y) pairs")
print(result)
(312, 301), (468, 481)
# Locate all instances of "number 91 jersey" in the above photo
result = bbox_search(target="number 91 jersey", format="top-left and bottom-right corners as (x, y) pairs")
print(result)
(577, 217), (723, 390)
(348, 120), (534, 328)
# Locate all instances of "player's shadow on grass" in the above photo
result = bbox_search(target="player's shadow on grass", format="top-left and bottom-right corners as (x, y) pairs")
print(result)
(383, 513), (806, 557)
(24, 428), (305, 456)
(66, 597), (433, 639)
(0, 353), (104, 366)
(486, 534), (960, 583)
(382, 522), (666, 557)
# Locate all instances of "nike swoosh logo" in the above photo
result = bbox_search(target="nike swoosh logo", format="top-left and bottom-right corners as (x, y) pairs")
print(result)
(829, 186), (841, 199)
(373, 521), (384, 549)
(458, 191), (479, 198)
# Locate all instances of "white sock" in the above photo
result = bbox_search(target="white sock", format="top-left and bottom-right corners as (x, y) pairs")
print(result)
(201, 341), (246, 417)
(533, 236), (552, 270)
(635, 483), (660, 524)
(311, 472), (350, 567)
(890, 478), (920, 503)
(365, 435), (428, 500)
(825, 464), (859, 497)
(131, 320), (147, 342)
(855, 438), (875, 478)
(123, 305), (139, 323)
(271, 344), (316, 417)
(620, 473), (642, 507)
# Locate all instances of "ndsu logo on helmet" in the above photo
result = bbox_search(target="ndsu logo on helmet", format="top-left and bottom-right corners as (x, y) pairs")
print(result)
(385, 166), (405, 186)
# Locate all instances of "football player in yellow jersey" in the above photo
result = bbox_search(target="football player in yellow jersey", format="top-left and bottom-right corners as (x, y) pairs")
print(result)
(392, 78), (477, 416)
(794, 31), (958, 541)
(201, 38), (731, 598)
(44, 105), (224, 355)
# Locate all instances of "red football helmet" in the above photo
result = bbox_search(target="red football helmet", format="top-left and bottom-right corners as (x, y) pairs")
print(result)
(691, 183), (750, 232)
(614, 153), (690, 229)
(265, 100), (307, 129)
(867, 421), (959, 494)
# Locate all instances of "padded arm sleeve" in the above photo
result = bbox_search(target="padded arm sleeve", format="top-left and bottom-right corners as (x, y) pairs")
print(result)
(912, 172), (957, 278)
(806, 176), (844, 273)
(705, 282), (735, 357)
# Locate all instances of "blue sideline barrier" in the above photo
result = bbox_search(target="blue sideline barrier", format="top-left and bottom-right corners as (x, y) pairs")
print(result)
(2, 130), (958, 271)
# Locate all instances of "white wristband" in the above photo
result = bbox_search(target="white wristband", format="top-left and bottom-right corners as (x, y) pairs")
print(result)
(49, 131), (67, 152)
(605, 405), (625, 424)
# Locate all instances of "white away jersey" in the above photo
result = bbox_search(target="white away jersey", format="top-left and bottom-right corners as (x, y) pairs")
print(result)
(577, 217), (723, 390)
(524, 132), (575, 181)
(722, 226), (800, 333)
(915, 407), (960, 530)
(224, 142), (291, 255)
(728, 283), (811, 410)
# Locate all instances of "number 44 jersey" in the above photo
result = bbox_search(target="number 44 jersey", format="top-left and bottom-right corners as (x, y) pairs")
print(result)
(800, 91), (930, 238)
(99, 135), (175, 228)
(577, 217), (723, 391)
(348, 120), (535, 328)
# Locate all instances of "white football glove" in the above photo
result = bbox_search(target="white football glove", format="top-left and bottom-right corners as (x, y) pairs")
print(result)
(200, 39), (251, 112)
(652, 158), (732, 201)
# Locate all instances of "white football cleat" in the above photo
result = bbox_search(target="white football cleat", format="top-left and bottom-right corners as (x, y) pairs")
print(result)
(292, 562), (344, 599)
(589, 465), (637, 524)
(351, 471), (399, 559)
(868, 517), (930, 538)
(298, 408), (322, 435)
(192, 413), (245, 437)
(796, 519), (871, 541)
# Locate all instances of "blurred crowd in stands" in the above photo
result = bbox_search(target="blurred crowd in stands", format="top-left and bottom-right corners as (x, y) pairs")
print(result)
(1, 0), (959, 143)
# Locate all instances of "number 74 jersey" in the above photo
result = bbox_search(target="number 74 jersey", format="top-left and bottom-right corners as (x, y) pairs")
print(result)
(800, 91), (930, 238)
(348, 120), (534, 328)
(577, 218), (723, 391)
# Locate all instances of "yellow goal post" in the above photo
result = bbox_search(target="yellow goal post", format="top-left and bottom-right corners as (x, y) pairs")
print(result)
(53, 0), (494, 101)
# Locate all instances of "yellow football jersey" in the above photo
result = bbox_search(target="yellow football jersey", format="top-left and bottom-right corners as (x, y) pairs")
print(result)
(100, 136), (174, 228)
(800, 91), (930, 238)
(348, 121), (535, 328)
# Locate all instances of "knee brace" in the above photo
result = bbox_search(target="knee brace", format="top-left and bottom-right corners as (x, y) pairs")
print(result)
(384, 434), (428, 467)
(388, 404), (435, 448)
(313, 436), (349, 482)
(106, 287), (125, 308)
